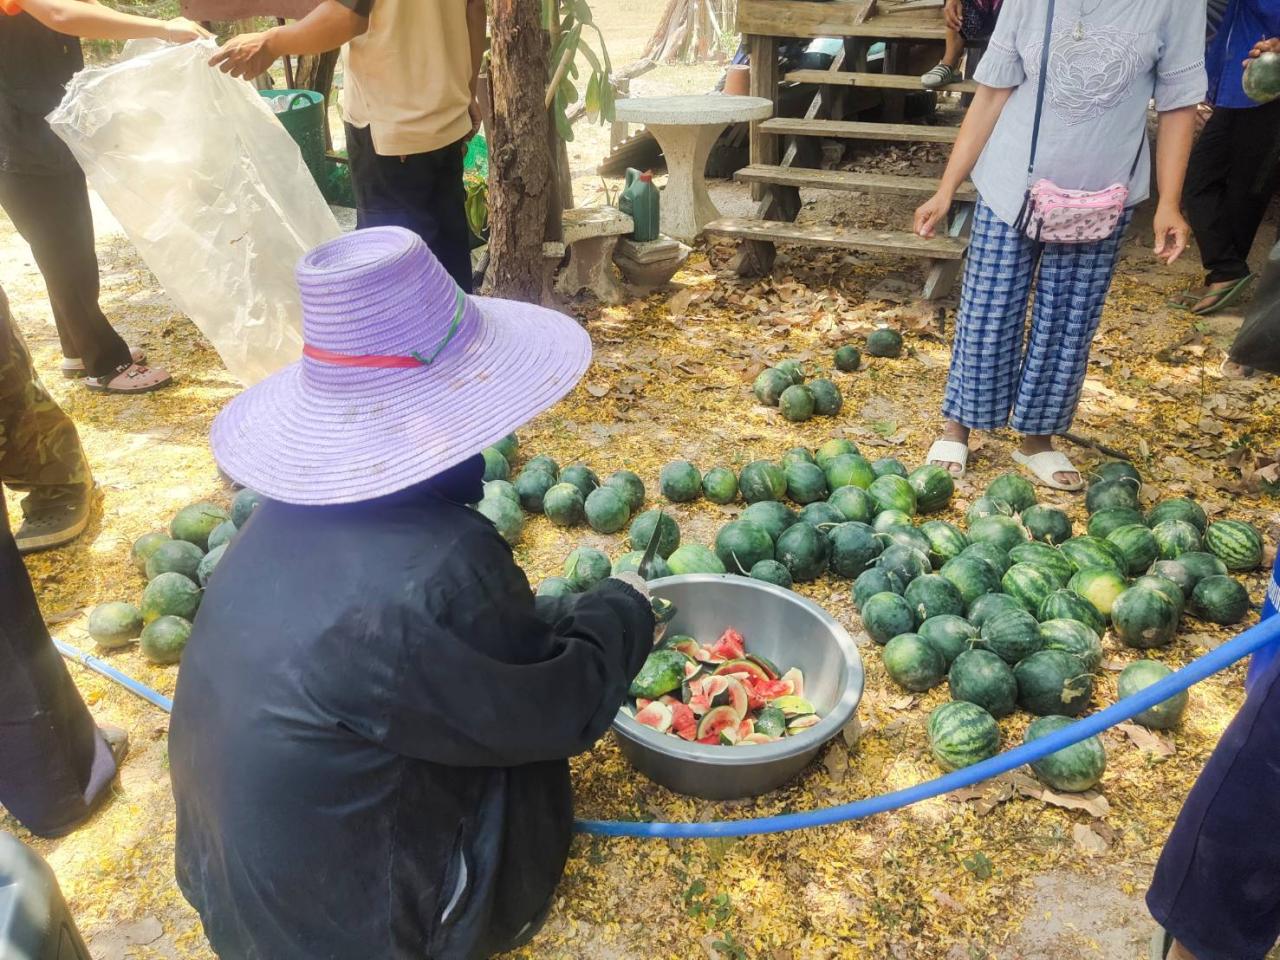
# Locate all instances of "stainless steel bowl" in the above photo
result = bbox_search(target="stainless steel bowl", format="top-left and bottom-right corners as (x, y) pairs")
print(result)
(611, 574), (864, 800)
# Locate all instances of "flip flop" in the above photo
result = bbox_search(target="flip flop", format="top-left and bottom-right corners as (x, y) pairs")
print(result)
(1191, 274), (1256, 316)
(927, 439), (969, 478)
(1165, 288), (1207, 311)
(1012, 449), (1085, 492)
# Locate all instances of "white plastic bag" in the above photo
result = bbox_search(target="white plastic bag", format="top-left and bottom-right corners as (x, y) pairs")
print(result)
(47, 39), (340, 386)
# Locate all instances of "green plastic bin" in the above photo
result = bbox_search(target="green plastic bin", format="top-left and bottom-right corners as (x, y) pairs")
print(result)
(260, 89), (327, 188)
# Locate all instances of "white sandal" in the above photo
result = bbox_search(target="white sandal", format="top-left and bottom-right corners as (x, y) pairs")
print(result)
(927, 439), (970, 478)
(1012, 450), (1085, 492)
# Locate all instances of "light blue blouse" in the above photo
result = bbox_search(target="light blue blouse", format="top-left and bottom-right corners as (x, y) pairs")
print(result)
(971, 0), (1209, 226)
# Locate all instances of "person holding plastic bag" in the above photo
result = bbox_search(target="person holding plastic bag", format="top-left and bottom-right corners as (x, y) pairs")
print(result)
(209, 0), (486, 291)
(0, 1), (207, 393)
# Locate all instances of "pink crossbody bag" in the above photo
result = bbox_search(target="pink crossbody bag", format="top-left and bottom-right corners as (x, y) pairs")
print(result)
(1012, 0), (1146, 243)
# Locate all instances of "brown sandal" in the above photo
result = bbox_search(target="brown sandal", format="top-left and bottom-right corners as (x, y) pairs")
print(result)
(83, 362), (172, 394)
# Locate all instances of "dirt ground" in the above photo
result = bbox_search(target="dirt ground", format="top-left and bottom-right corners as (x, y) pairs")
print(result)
(4, 6), (1280, 960)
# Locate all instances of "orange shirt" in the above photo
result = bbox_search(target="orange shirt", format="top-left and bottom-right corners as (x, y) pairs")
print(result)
(0, 1), (22, 15)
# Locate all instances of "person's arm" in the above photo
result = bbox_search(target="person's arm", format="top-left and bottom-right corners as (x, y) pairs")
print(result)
(377, 538), (655, 768)
(208, 0), (367, 80)
(1152, 106), (1197, 264)
(466, 0), (485, 98)
(914, 84), (1014, 237)
(1150, 0), (1209, 264)
(17, 0), (208, 41)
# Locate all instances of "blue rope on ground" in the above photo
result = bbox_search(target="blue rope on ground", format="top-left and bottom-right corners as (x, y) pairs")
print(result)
(54, 615), (1280, 841)
(575, 615), (1280, 838)
(55, 639), (174, 713)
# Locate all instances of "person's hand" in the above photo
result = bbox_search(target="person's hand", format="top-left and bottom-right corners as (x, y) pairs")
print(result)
(1153, 203), (1190, 265)
(914, 190), (953, 238)
(944, 0), (963, 33)
(164, 17), (212, 42)
(1196, 101), (1213, 133)
(467, 100), (482, 139)
(209, 30), (278, 80)
(1247, 37), (1280, 62)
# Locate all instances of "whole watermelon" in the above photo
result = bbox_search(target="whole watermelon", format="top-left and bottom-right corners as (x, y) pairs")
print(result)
(1021, 505), (1072, 545)
(1068, 567), (1128, 618)
(702, 467), (739, 505)
(920, 520), (970, 568)
(1002, 563), (1058, 615)
(868, 474), (917, 516)
(88, 602), (143, 650)
(1107, 524), (1160, 575)
(565, 547), (612, 590)
(928, 701), (1001, 770)
(778, 385), (815, 422)
(741, 500), (797, 542)
(1202, 519), (1264, 572)
(824, 454), (876, 492)
(1006, 542), (1073, 586)
(1191, 575), (1251, 625)
(776, 522), (830, 582)
(883, 634), (946, 692)
(816, 439), (859, 467)
(604, 470), (646, 512)
(1024, 715), (1106, 792)
(854, 568), (904, 609)
(1118, 660), (1188, 729)
(1037, 619), (1103, 673)
(785, 461), (830, 505)
(559, 465), (600, 498)
(980, 608), (1043, 664)
(877, 543), (932, 587)
(1037, 589), (1106, 635)
(629, 509), (680, 558)
(230, 488), (263, 528)
(807, 379), (843, 416)
(866, 328), (904, 358)
(986, 473), (1037, 513)
(828, 522), (882, 579)
(829, 485), (875, 524)
(967, 592), (1025, 630)
(907, 464), (955, 514)
(750, 559), (793, 589)
(659, 461), (702, 503)
(1146, 498), (1207, 534)
(141, 572), (202, 624)
(739, 461), (788, 504)
(666, 544), (727, 576)
(948, 649), (1017, 718)
(171, 502), (231, 551)
(872, 457), (909, 479)
(862, 592), (917, 644)
(1085, 478), (1140, 515)
(584, 487), (631, 534)
(835, 345), (862, 371)
(1110, 585), (1180, 649)
(543, 483), (586, 527)
(939, 555), (1002, 607)
(754, 368), (793, 406)
(904, 574), (966, 622)
(714, 520), (775, 574)
(1151, 519), (1203, 560)
(918, 614), (978, 667)
(481, 447), (510, 482)
(1087, 507), (1146, 540)
(968, 515), (1027, 554)
(1014, 650), (1093, 716)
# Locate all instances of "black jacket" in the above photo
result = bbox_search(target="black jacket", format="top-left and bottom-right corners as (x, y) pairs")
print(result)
(169, 458), (653, 959)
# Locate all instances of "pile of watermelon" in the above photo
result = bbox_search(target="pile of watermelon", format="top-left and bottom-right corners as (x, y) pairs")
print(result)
(856, 461), (1266, 793)
(623, 627), (815, 745)
(536, 438), (960, 597)
(752, 358), (845, 424)
(86, 489), (262, 665)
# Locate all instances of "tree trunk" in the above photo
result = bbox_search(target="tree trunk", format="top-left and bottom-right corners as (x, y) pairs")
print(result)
(295, 49), (341, 150)
(486, 0), (554, 301)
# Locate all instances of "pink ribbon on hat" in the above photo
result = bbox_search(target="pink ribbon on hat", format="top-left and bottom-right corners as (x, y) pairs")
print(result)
(302, 286), (468, 369)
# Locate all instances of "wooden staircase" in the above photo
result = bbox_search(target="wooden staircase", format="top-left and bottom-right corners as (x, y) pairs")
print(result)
(713, 0), (979, 299)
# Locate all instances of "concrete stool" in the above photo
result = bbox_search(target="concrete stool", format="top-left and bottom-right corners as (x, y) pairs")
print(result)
(555, 207), (634, 304)
(614, 236), (691, 294)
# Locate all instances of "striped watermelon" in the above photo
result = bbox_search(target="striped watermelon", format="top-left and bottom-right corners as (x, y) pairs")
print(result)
(939, 555), (1002, 606)
(904, 574), (966, 622)
(1203, 520), (1264, 572)
(948, 649), (1017, 718)
(968, 592), (1025, 630)
(1107, 524), (1160, 575)
(1087, 507), (1146, 540)
(1038, 618), (1103, 672)
(882, 634), (946, 692)
(918, 614), (978, 666)
(1024, 715), (1106, 792)
(967, 497), (1014, 524)
(927, 700), (1001, 771)
(1037, 588), (1106, 635)
(1146, 498), (1208, 534)
(1059, 536), (1126, 575)
(986, 473), (1037, 513)
(968, 515), (1028, 553)
(920, 520), (970, 568)
(961, 541), (1012, 575)
(868, 474), (918, 516)
(980, 608), (1043, 664)
(1021, 505), (1073, 545)
(1007, 542), (1073, 586)
(907, 464), (955, 514)
(1118, 660), (1187, 729)
(1085, 478), (1140, 515)
(1014, 650), (1094, 716)
(1068, 567), (1128, 618)
(1150, 519), (1203, 560)
(1111, 585), (1180, 649)
(1002, 563), (1057, 614)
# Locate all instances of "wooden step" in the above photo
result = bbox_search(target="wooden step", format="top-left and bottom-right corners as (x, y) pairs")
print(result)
(737, 0), (948, 40)
(785, 69), (979, 94)
(759, 118), (960, 144)
(704, 217), (968, 260)
(734, 164), (977, 201)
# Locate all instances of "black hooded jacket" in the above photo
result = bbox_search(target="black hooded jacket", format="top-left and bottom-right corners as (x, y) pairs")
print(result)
(169, 456), (654, 959)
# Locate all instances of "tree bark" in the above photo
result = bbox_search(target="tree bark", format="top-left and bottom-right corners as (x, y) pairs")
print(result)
(295, 50), (340, 150)
(486, 0), (554, 301)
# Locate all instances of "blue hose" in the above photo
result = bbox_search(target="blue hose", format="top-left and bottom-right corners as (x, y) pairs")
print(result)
(575, 612), (1280, 838)
(55, 639), (174, 713)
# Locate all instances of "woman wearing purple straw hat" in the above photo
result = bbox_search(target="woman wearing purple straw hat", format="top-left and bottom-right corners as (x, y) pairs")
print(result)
(168, 226), (656, 960)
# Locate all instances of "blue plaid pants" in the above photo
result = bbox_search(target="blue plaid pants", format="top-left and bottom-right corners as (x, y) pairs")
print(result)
(942, 199), (1132, 436)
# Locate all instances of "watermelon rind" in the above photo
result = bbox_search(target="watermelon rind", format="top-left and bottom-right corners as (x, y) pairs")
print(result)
(927, 700), (1001, 771)
(1024, 715), (1106, 792)
(948, 649), (1017, 718)
(883, 634), (946, 692)
(629, 649), (688, 698)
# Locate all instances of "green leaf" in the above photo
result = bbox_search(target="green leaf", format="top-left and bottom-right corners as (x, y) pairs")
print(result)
(585, 73), (601, 123)
(541, 0), (554, 29)
(572, 0), (593, 25)
(578, 39), (602, 76)
(962, 851), (993, 880)
(559, 77), (578, 104)
(553, 93), (575, 142)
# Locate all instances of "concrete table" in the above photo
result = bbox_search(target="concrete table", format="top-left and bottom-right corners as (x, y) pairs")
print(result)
(614, 95), (773, 243)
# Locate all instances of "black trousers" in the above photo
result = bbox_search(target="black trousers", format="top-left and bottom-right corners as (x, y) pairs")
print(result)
(0, 168), (130, 378)
(1147, 648), (1280, 960)
(345, 124), (474, 293)
(1183, 98), (1280, 286)
(0, 495), (115, 837)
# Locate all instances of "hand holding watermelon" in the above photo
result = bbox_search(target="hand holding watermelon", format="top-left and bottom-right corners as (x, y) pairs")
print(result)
(1243, 42), (1280, 104)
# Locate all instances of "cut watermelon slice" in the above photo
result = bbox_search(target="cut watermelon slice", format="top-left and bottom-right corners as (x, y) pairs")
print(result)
(781, 667), (805, 699)
(711, 628), (746, 661)
(669, 701), (698, 741)
(635, 700), (673, 733)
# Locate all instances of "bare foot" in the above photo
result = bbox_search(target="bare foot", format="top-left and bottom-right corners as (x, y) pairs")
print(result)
(930, 421), (970, 477)
(1019, 435), (1080, 487)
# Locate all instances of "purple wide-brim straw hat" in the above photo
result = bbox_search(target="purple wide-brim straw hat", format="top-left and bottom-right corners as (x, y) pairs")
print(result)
(211, 227), (592, 505)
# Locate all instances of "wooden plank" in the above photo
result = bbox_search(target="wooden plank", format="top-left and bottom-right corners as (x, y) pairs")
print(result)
(759, 118), (960, 143)
(738, 0), (876, 38)
(705, 217), (968, 259)
(922, 199), (975, 300)
(748, 34), (780, 202)
(735, 165), (977, 201)
(785, 69), (978, 93)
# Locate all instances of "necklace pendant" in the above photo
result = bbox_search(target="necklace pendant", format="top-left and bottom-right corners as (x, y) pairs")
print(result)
(1072, 20), (1085, 41)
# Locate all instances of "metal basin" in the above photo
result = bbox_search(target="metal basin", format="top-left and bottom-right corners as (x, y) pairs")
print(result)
(611, 574), (864, 800)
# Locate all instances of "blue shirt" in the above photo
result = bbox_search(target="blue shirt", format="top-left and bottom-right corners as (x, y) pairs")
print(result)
(1206, 0), (1280, 108)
